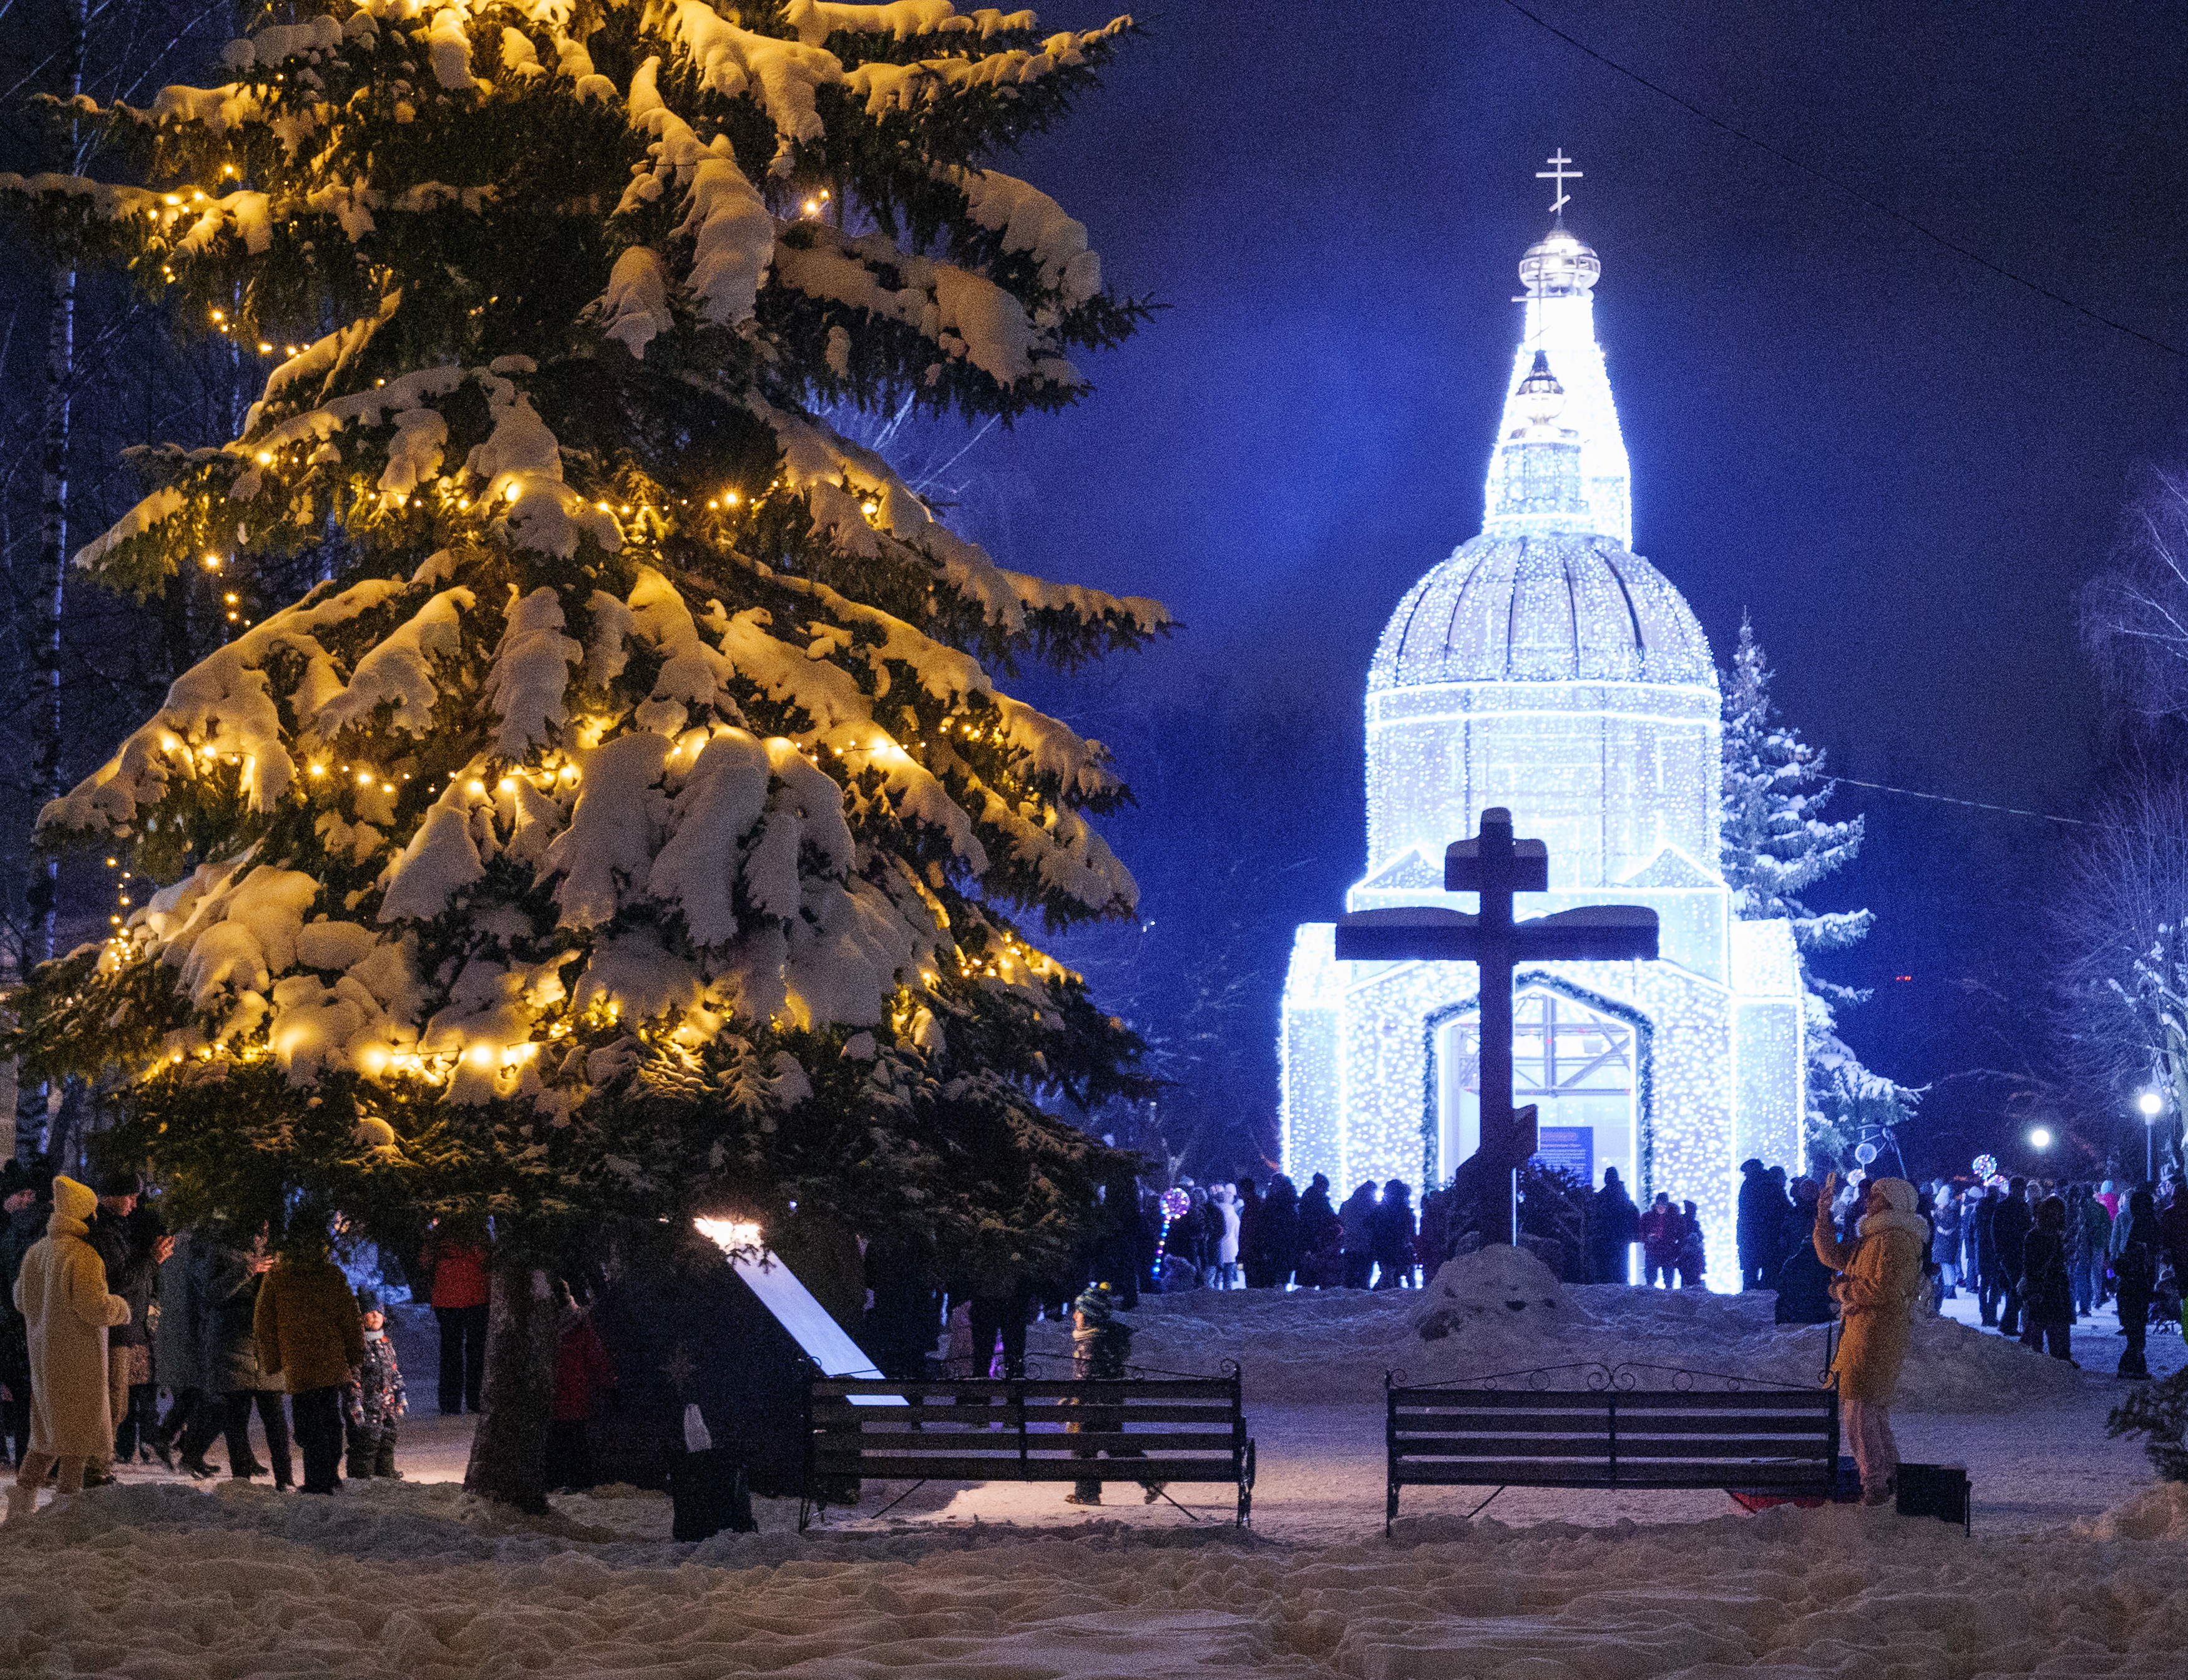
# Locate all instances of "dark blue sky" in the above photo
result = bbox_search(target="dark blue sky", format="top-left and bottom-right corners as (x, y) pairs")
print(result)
(962, 1), (2188, 1170)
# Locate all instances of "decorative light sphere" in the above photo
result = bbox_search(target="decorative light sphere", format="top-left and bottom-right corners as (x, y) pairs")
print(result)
(1971, 1153), (1998, 1179)
(1160, 1188), (1191, 1220)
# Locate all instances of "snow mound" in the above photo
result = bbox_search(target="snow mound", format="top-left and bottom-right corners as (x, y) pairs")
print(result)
(1414, 1243), (1586, 1342)
(2074, 1480), (2188, 1540)
(1038, 1251), (2097, 1412)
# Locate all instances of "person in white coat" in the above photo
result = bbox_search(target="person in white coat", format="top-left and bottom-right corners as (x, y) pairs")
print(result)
(1212, 1186), (1243, 1289)
(7, 1177), (130, 1519)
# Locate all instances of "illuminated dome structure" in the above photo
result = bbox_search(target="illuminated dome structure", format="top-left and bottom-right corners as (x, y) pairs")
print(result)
(1281, 197), (1804, 1284)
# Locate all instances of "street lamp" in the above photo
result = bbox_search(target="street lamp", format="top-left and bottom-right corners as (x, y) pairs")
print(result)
(2138, 1090), (2164, 1182)
(2028, 1126), (2053, 1152)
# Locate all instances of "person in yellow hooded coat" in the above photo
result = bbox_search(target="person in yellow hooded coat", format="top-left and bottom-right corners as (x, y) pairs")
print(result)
(1812, 1173), (1930, 1504)
(7, 1177), (131, 1518)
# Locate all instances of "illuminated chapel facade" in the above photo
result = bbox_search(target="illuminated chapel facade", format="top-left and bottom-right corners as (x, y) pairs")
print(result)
(1279, 215), (1805, 1282)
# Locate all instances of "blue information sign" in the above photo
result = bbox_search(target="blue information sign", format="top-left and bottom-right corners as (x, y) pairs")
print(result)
(1533, 1125), (1594, 1184)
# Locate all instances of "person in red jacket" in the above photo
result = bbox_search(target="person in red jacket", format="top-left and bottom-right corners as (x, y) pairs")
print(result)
(418, 1220), (489, 1415)
(545, 1283), (616, 1493)
(1639, 1193), (1686, 1288)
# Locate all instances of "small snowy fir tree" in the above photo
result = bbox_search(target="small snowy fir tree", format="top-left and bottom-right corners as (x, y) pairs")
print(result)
(1719, 614), (1917, 1168)
(1, 0), (1158, 1508)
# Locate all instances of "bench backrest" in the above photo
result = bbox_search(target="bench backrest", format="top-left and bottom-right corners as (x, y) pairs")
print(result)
(1388, 1382), (1839, 1490)
(809, 1376), (1248, 1484)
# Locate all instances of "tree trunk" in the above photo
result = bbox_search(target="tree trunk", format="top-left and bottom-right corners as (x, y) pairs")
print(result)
(462, 1251), (559, 1512)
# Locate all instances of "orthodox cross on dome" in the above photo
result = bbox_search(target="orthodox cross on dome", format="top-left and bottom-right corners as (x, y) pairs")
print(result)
(1333, 809), (1658, 1214)
(1536, 150), (1582, 220)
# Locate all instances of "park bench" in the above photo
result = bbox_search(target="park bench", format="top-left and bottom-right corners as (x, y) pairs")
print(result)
(803, 1365), (1256, 1530)
(1385, 1361), (1840, 1530)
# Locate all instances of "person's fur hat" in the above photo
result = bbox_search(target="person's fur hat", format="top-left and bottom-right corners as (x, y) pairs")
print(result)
(356, 1286), (384, 1316)
(92, 1166), (144, 1199)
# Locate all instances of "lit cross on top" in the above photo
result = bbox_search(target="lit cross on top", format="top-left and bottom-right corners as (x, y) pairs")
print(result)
(1536, 150), (1582, 220)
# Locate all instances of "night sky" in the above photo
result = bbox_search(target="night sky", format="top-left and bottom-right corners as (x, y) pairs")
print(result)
(952, 1), (2188, 1173)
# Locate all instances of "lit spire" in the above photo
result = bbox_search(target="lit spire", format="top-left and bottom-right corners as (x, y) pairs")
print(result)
(1483, 157), (1631, 546)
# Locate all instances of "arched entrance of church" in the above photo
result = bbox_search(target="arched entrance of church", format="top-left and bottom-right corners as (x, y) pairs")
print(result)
(1429, 982), (1650, 1198)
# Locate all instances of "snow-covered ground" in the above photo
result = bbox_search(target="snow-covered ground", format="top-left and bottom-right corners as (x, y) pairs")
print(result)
(6, 1270), (2184, 1677)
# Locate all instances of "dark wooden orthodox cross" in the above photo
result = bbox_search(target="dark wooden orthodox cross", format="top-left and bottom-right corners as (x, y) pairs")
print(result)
(1333, 808), (1660, 1186)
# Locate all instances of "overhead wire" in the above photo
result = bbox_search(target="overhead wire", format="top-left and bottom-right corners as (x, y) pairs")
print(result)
(1495, 0), (2188, 359)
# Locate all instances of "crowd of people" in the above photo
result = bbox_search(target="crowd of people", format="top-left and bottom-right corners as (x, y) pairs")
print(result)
(1156, 1176), (1425, 1291)
(0, 1165), (433, 1516)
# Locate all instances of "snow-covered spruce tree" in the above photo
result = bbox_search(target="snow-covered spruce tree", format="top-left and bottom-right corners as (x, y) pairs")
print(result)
(0, 0), (1160, 1508)
(1719, 614), (1917, 1168)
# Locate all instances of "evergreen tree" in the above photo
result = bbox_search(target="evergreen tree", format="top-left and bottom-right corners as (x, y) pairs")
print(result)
(1719, 613), (1917, 1167)
(0, 0), (1157, 1507)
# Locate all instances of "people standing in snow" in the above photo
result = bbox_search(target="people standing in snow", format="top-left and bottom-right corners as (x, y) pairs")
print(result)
(195, 1224), (293, 1488)
(150, 1226), (208, 1475)
(1063, 1281), (1155, 1507)
(2015, 1196), (2071, 1361)
(2159, 1182), (2188, 1336)
(1773, 1178), (1837, 1325)
(1209, 1186), (1241, 1289)
(1253, 1175), (1301, 1290)
(6, 1176), (130, 1519)
(1676, 1201), (1706, 1288)
(1338, 1182), (1379, 1289)
(1929, 1185), (1962, 1302)
(1586, 1169), (1641, 1285)
(546, 1283), (615, 1493)
(343, 1289), (408, 1481)
(419, 1218), (491, 1415)
(1968, 1181), (2001, 1326)
(1368, 1181), (1416, 1289)
(2068, 1184), (2107, 1319)
(85, 1170), (167, 1482)
(1736, 1160), (1784, 1291)
(1990, 1176), (2033, 1339)
(1233, 1178), (1264, 1287)
(1295, 1174), (1344, 1288)
(0, 1166), (46, 1467)
(1812, 1173), (1928, 1505)
(1639, 1193), (1684, 1288)
(255, 1228), (366, 1495)
(2112, 1189), (2159, 1382)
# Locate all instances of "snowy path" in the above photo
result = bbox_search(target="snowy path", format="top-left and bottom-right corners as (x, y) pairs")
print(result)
(10, 1285), (2181, 1677)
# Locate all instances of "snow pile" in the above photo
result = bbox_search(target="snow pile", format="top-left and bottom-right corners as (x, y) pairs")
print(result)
(1040, 1250), (2094, 1412)
(2074, 1480), (2188, 1541)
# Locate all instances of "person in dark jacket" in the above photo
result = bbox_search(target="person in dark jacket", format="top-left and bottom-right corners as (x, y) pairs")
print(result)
(1295, 1175), (1344, 1289)
(2114, 1189), (2161, 1381)
(545, 1283), (615, 1492)
(1253, 1176), (1301, 1289)
(1736, 1160), (1784, 1291)
(2018, 1196), (2074, 1361)
(0, 1166), (46, 1467)
(1774, 1178), (1838, 1324)
(1991, 1178), (2033, 1338)
(183, 1224), (293, 1487)
(1586, 1170), (1641, 1285)
(1233, 1179), (1264, 1287)
(85, 1170), (168, 1478)
(150, 1227), (208, 1473)
(1337, 1183), (1379, 1289)
(1928, 1185), (1963, 1301)
(1367, 1180), (1416, 1289)
(1967, 1184), (2000, 1325)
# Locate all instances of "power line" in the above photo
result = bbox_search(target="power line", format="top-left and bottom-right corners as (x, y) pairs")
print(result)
(1820, 774), (2104, 829)
(1497, 0), (2188, 359)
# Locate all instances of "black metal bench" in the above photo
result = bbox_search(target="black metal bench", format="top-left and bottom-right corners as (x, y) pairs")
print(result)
(804, 1367), (1256, 1529)
(1385, 1361), (1840, 1530)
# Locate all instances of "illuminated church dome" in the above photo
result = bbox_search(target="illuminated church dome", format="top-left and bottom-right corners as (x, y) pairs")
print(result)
(1282, 164), (1805, 1286)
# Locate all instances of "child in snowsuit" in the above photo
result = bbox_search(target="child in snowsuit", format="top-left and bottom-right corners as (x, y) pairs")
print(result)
(1063, 1282), (1160, 1507)
(342, 1289), (407, 1480)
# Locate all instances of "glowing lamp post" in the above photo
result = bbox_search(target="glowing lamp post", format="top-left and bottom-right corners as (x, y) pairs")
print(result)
(2028, 1126), (2053, 1153)
(2138, 1090), (2164, 1182)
